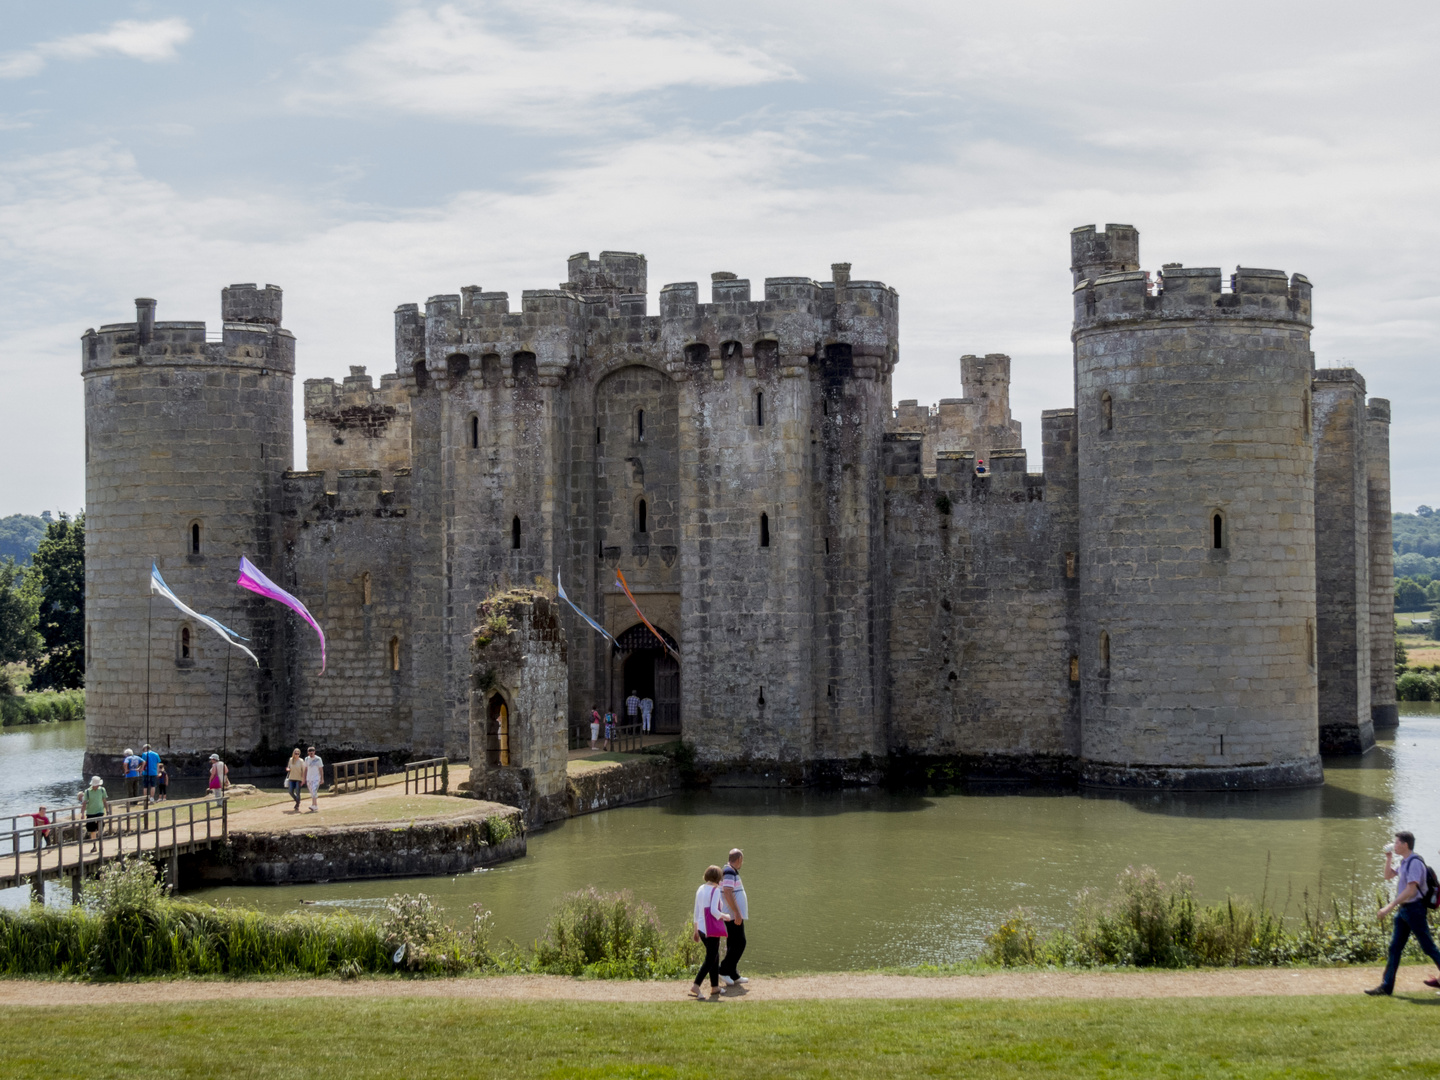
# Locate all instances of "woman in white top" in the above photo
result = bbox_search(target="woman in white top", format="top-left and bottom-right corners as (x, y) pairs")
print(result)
(688, 864), (731, 999)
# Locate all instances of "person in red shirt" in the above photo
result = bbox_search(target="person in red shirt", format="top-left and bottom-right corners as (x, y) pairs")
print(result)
(30, 806), (51, 848)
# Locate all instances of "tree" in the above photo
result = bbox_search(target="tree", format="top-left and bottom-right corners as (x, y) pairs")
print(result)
(0, 558), (41, 669)
(29, 513), (84, 690)
(1395, 578), (1428, 612)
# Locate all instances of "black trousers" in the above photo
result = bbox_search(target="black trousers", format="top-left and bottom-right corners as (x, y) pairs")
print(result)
(694, 935), (723, 988)
(719, 921), (746, 978)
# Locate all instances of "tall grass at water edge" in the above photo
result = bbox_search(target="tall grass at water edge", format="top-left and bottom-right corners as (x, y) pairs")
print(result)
(0, 859), (699, 979)
(982, 864), (1410, 969)
(0, 688), (83, 726)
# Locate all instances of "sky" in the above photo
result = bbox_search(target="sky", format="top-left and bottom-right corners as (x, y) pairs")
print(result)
(1, 1), (1436, 517)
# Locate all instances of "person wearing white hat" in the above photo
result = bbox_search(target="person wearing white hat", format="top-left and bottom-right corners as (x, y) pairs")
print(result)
(207, 754), (229, 797)
(122, 748), (142, 800)
(80, 776), (109, 852)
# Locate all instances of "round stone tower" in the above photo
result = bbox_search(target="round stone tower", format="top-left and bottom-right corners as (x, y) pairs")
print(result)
(82, 286), (294, 777)
(1071, 225), (1321, 789)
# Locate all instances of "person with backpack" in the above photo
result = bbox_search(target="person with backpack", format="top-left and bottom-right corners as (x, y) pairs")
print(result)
(1366, 830), (1440, 995)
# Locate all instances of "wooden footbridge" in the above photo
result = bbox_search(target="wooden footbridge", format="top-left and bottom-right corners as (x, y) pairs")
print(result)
(1, 796), (227, 901)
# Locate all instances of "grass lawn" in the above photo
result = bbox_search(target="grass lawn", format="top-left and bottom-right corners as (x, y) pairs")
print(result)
(3, 996), (1438, 1078)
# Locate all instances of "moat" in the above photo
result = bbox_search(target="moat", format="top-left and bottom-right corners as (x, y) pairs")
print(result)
(5, 713), (1438, 972)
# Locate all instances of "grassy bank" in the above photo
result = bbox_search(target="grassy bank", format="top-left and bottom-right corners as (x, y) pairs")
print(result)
(0, 687), (83, 726)
(1, 997), (1432, 1079)
(0, 860), (698, 980)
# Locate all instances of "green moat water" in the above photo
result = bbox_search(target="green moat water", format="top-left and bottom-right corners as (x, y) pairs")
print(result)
(7, 712), (1440, 971)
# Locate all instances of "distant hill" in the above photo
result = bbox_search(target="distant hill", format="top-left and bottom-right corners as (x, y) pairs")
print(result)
(0, 514), (47, 564)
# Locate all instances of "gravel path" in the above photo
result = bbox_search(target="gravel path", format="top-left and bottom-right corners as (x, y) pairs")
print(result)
(0, 967), (1424, 1006)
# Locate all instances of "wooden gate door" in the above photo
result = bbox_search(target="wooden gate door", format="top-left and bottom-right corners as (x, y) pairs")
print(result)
(654, 653), (681, 734)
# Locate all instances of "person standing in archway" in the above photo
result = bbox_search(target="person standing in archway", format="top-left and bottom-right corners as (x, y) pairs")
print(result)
(625, 689), (640, 737)
(640, 694), (653, 734)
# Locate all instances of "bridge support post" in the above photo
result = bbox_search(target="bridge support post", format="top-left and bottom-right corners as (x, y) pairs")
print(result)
(70, 873), (81, 905)
(167, 849), (179, 892)
(29, 874), (43, 906)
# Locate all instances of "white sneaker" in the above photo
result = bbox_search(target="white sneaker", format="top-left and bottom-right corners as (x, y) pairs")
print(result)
(735, 976), (749, 984)
(719, 975), (735, 986)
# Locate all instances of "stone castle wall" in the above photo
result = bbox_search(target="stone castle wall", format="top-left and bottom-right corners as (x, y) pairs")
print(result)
(1071, 229), (1322, 788)
(83, 228), (1395, 791)
(82, 289), (294, 776)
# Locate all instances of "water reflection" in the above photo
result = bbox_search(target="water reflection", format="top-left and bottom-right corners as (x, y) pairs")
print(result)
(5, 715), (1439, 972)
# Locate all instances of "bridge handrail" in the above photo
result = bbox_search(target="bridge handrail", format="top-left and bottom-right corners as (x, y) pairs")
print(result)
(2, 795), (227, 890)
(404, 757), (448, 795)
(331, 757), (379, 793)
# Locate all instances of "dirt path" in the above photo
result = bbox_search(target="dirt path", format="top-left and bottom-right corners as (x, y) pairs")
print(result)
(0, 967), (1422, 1006)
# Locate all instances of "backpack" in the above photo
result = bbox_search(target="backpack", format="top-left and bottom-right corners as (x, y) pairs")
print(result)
(1405, 854), (1440, 910)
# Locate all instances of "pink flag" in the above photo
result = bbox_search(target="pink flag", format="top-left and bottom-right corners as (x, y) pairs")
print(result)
(237, 556), (327, 673)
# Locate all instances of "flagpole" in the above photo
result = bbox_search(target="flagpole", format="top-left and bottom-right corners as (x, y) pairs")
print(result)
(222, 644), (230, 757)
(145, 566), (154, 750)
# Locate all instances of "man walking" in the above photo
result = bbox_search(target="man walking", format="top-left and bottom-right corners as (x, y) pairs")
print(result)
(122, 748), (142, 800)
(640, 695), (653, 734)
(303, 745), (325, 812)
(625, 690), (640, 733)
(719, 847), (749, 987)
(141, 743), (161, 801)
(1366, 830), (1440, 995)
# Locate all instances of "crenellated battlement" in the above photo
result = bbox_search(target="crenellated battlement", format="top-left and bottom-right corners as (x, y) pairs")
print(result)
(81, 289), (296, 375)
(1073, 264), (1312, 332)
(282, 467), (410, 524)
(390, 250), (899, 390)
(304, 366), (411, 477)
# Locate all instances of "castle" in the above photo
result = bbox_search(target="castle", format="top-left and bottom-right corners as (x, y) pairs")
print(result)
(80, 224), (1396, 789)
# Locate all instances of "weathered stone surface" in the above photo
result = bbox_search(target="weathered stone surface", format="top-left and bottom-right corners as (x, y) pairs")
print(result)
(566, 757), (680, 816)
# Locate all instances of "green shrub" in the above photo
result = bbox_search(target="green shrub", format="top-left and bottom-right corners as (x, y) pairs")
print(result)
(981, 865), (1399, 969)
(381, 893), (487, 974)
(0, 687), (85, 726)
(528, 887), (701, 979)
(1396, 671), (1436, 701)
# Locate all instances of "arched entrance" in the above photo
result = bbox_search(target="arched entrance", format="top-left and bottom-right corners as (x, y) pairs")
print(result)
(616, 624), (681, 734)
(485, 693), (510, 766)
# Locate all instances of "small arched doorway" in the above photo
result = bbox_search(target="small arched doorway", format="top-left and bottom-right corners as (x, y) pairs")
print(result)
(486, 693), (510, 766)
(616, 624), (681, 735)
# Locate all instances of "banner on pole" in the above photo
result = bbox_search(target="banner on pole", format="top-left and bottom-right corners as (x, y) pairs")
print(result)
(556, 571), (617, 647)
(614, 569), (680, 662)
(237, 556), (327, 673)
(150, 564), (259, 665)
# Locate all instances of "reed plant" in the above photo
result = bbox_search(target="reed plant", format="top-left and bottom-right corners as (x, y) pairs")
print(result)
(525, 886), (702, 979)
(982, 864), (1397, 969)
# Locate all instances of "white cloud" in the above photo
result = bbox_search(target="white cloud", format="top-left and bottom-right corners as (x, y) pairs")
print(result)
(290, 1), (794, 130)
(0, 18), (192, 79)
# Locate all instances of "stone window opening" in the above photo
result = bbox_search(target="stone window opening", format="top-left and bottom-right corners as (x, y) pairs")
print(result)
(824, 536), (830, 555)
(362, 572), (372, 607)
(189, 520), (202, 556)
(1069, 655), (1080, 684)
(638, 499), (648, 534)
(757, 686), (766, 708)
(760, 512), (770, 548)
(1100, 392), (1113, 432)
(389, 635), (400, 672)
(179, 625), (192, 663)
(596, 426), (602, 445)
(1302, 391), (1311, 434)
(1212, 510), (1226, 550)
(636, 408), (645, 442)
(469, 415), (480, 449)
(446, 353), (470, 382)
(1306, 619), (1316, 669)
(1099, 631), (1111, 676)
(486, 693), (510, 767)
(1065, 551), (1077, 578)
(756, 391), (765, 427)
(511, 516), (521, 550)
